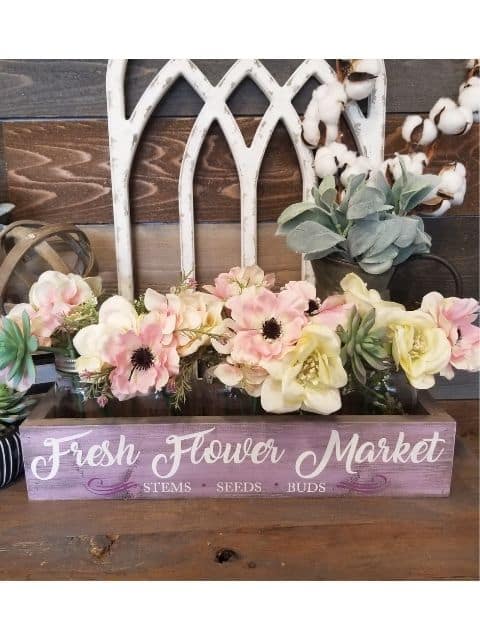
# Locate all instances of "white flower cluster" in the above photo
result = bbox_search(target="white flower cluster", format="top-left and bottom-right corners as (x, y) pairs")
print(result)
(402, 59), (479, 145)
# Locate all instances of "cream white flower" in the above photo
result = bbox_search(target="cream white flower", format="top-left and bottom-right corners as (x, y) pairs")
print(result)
(387, 310), (452, 389)
(458, 77), (480, 123)
(260, 323), (347, 414)
(340, 273), (404, 329)
(430, 97), (473, 135)
(313, 142), (356, 178)
(401, 115), (438, 146)
(73, 295), (139, 375)
(343, 59), (380, 101)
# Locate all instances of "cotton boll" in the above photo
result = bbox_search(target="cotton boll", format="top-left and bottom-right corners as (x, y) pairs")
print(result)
(459, 77), (480, 123)
(430, 97), (457, 123)
(302, 81), (346, 147)
(437, 162), (467, 205)
(401, 115), (438, 146)
(340, 155), (373, 186)
(384, 152), (428, 181)
(311, 81), (347, 125)
(466, 59), (480, 77)
(430, 97), (473, 135)
(343, 58), (380, 101)
(314, 142), (354, 178)
(420, 199), (452, 217)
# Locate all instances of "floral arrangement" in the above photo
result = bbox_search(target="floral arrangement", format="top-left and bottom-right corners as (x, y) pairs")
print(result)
(283, 59), (479, 272)
(0, 271), (101, 390)
(1, 267), (478, 416)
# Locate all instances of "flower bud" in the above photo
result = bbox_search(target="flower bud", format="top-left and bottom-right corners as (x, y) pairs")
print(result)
(459, 76), (480, 123)
(401, 115), (438, 146)
(430, 97), (473, 135)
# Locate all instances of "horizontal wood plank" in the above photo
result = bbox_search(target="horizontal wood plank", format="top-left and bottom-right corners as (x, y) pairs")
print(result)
(0, 60), (469, 118)
(0, 399), (476, 579)
(3, 117), (479, 224)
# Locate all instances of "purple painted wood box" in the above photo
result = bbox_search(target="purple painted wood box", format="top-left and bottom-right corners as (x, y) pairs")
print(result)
(20, 388), (456, 500)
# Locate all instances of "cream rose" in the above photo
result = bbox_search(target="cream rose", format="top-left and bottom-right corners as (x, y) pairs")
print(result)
(260, 323), (347, 414)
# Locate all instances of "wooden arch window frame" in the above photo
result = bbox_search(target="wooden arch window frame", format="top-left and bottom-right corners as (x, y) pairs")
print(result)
(106, 59), (387, 300)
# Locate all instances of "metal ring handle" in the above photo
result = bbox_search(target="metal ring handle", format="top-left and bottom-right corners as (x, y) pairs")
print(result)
(392, 253), (463, 298)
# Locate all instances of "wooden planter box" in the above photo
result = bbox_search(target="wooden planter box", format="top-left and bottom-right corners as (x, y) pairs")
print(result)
(20, 387), (456, 500)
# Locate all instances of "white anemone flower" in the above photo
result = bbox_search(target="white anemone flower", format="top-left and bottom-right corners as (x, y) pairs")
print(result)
(401, 115), (438, 146)
(313, 142), (356, 178)
(459, 77), (480, 123)
(343, 59), (380, 101)
(430, 97), (473, 135)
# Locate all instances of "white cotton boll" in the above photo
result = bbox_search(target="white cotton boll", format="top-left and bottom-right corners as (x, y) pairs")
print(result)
(340, 155), (373, 187)
(438, 162), (467, 205)
(327, 142), (354, 166)
(466, 59), (479, 74)
(381, 152), (428, 182)
(459, 77), (480, 123)
(429, 97), (457, 123)
(343, 59), (380, 101)
(420, 199), (452, 217)
(314, 142), (349, 178)
(401, 115), (438, 146)
(430, 97), (473, 135)
(302, 117), (321, 147)
(311, 81), (347, 125)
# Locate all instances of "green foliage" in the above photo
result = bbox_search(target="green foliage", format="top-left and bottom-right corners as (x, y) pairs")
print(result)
(0, 312), (38, 389)
(0, 384), (36, 432)
(276, 161), (439, 275)
(337, 309), (390, 385)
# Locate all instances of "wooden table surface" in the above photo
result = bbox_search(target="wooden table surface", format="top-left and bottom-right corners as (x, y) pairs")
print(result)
(0, 399), (478, 580)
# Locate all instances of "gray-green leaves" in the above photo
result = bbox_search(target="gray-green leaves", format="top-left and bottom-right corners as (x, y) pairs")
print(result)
(276, 164), (436, 275)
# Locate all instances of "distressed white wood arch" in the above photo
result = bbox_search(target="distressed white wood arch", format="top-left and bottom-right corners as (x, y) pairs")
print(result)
(106, 59), (386, 299)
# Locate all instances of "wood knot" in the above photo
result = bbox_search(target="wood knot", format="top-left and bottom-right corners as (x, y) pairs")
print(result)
(87, 534), (119, 561)
(215, 548), (238, 564)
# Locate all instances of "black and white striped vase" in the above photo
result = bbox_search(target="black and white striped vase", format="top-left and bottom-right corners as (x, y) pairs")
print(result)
(0, 427), (23, 489)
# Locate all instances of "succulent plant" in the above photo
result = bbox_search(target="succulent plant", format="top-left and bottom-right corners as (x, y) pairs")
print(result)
(0, 312), (38, 389)
(277, 161), (439, 275)
(0, 384), (35, 432)
(337, 309), (390, 385)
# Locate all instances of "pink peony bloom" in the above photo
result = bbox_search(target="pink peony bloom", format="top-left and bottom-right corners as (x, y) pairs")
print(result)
(102, 313), (179, 401)
(226, 287), (306, 365)
(282, 281), (352, 329)
(204, 265), (275, 302)
(421, 292), (480, 377)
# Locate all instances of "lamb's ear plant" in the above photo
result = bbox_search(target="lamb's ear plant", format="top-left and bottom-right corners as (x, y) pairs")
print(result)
(277, 160), (440, 274)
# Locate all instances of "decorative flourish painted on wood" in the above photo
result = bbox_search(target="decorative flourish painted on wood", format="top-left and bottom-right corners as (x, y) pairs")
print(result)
(106, 59), (386, 298)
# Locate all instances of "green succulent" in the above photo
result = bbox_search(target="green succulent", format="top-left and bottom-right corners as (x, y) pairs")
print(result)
(276, 161), (439, 275)
(0, 384), (35, 432)
(338, 309), (390, 385)
(0, 312), (38, 389)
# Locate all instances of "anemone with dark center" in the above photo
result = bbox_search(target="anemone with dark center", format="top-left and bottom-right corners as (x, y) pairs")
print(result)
(262, 317), (282, 341)
(129, 346), (155, 379)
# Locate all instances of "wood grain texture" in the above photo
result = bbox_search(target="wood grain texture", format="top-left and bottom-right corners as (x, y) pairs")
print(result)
(4, 117), (479, 224)
(0, 60), (469, 118)
(0, 399), (477, 579)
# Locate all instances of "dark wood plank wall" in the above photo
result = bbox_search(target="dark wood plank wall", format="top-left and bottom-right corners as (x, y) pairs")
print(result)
(0, 60), (478, 399)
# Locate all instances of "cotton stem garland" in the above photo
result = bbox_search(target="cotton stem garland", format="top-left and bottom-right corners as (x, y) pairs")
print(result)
(304, 59), (478, 217)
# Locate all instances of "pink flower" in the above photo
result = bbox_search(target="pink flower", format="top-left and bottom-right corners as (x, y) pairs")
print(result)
(226, 287), (306, 365)
(215, 361), (268, 397)
(282, 281), (352, 329)
(421, 292), (480, 377)
(6, 303), (55, 347)
(204, 266), (275, 302)
(102, 313), (179, 401)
